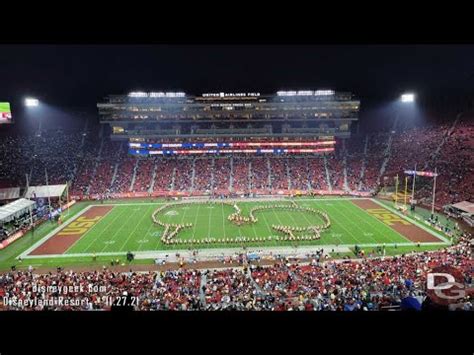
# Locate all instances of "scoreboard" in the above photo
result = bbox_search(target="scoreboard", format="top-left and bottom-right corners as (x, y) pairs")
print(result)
(0, 102), (12, 124)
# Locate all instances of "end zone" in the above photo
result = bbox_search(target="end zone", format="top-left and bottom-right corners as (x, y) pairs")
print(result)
(24, 205), (114, 256)
(352, 199), (449, 244)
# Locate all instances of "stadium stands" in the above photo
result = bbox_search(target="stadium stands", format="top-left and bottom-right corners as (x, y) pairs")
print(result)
(0, 120), (472, 207)
(0, 233), (471, 310)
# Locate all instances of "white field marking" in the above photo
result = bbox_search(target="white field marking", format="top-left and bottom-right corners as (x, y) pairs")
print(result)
(81, 206), (130, 253)
(364, 233), (374, 237)
(323, 204), (366, 245)
(96, 207), (144, 253)
(207, 203), (212, 238)
(118, 205), (155, 252)
(346, 200), (411, 244)
(19, 241), (448, 260)
(249, 210), (259, 239)
(159, 201), (190, 245)
(370, 198), (450, 244)
(87, 197), (357, 209)
(63, 206), (116, 254)
(90, 202), (167, 207)
(189, 203), (201, 242)
(150, 231), (161, 237)
(164, 210), (178, 216)
(103, 241), (116, 245)
(284, 208), (299, 227)
(296, 209), (339, 243)
(221, 203), (227, 239)
(179, 201), (189, 230)
(137, 239), (149, 244)
(18, 204), (95, 259)
(306, 203), (347, 244)
(336, 202), (383, 245)
(255, 209), (273, 238)
(269, 207), (288, 231)
(136, 212), (157, 252)
(349, 200), (415, 245)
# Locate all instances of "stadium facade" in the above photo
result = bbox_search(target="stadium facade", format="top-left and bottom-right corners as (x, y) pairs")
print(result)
(98, 90), (360, 156)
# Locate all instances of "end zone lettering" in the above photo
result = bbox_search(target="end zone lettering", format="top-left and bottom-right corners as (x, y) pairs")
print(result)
(366, 208), (411, 226)
(57, 216), (102, 236)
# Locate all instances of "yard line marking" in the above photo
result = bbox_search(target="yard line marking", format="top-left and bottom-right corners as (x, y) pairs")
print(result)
(119, 205), (155, 252)
(350, 200), (416, 244)
(137, 212), (157, 252)
(321, 203), (365, 245)
(298, 202), (342, 245)
(258, 209), (275, 239)
(336, 202), (387, 245)
(80, 207), (129, 253)
(19, 204), (95, 259)
(191, 203), (201, 241)
(207, 203), (212, 238)
(370, 199), (450, 243)
(63, 206), (116, 254)
(96, 207), (143, 253)
(221, 203), (227, 239)
(20, 241), (448, 260)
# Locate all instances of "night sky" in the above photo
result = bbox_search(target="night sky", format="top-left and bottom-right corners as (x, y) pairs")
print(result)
(0, 45), (473, 130)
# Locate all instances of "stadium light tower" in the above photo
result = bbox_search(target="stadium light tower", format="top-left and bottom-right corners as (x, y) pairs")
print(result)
(24, 97), (39, 107)
(24, 97), (42, 135)
(400, 93), (415, 103)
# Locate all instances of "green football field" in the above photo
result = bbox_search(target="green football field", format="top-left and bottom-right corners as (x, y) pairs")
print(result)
(0, 102), (11, 112)
(22, 198), (448, 257)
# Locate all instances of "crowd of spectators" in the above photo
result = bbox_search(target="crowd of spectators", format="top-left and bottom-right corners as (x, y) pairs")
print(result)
(214, 158), (231, 191)
(249, 157), (271, 190)
(427, 120), (474, 205)
(152, 159), (175, 191)
(327, 154), (345, 190)
(0, 130), (85, 188)
(173, 159), (193, 192)
(308, 157), (328, 190)
(268, 157), (289, 190)
(109, 158), (136, 193)
(193, 158), (213, 192)
(232, 157), (250, 191)
(0, 120), (472, 204)
(287, 157), (309, 190)
(132, 159), (155, 193)
(0, 233), (471, 311)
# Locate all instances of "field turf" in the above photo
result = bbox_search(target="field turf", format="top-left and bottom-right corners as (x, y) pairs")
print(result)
(24, 198), (446, 257)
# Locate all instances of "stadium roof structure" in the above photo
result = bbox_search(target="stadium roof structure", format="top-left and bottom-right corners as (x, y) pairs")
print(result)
(24, 184), (67, 199)
(0, 198), (36, 224)
(450, 201), (474, 215)
(0, 187), (20, 201)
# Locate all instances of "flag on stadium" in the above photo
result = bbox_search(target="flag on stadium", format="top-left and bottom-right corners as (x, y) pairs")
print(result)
(404, 170), (438, 177)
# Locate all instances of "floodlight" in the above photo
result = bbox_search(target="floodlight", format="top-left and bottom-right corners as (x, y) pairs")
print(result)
(401, 93), (415, 103)
(25, 98), (39, 107)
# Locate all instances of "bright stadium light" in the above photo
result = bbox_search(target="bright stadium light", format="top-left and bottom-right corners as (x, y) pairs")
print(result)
(315, 90), (335, 96)
(25, 98), (39, 107)
(128, 92), (148, 98)
(401, 93), (415, 103)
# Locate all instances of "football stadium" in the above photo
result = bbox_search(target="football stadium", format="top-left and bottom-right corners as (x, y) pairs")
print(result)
(0, 47), (472, 312)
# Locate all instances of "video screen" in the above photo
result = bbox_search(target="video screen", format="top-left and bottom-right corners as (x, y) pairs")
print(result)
(0, 102), (12, 124)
